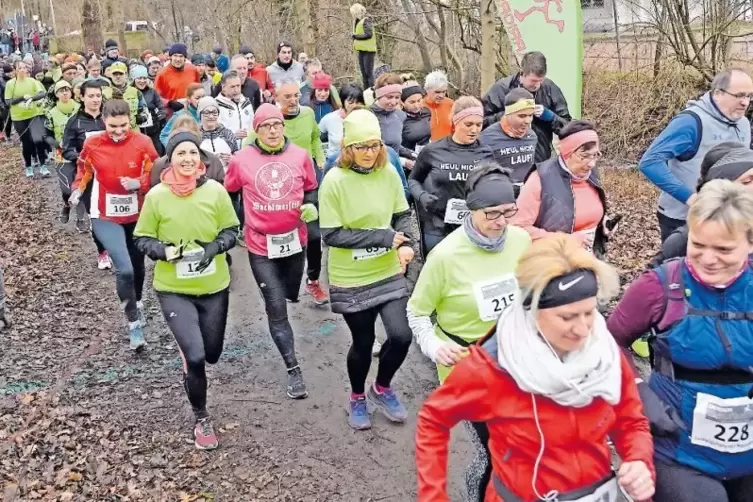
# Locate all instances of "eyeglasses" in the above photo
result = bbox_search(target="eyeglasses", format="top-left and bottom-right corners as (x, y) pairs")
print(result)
(574, 150), (602, 162)
(719, 88), (753, 100)
(483, 206), (518, 220)
(258, 121), (284, 131)
(201, 110), (219, 117)
(352, 142), (383, 153)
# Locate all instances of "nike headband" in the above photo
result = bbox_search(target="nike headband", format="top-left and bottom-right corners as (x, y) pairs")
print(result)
(466, 173), (516, 210)
(523, 268), (598, 310)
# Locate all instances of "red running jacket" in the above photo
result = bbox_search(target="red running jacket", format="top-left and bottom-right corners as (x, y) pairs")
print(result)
(415, 343), (654, 501)
(73, 131), (159, 224)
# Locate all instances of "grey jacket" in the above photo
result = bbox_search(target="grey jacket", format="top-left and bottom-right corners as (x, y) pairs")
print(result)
(266, 61), (305, 87)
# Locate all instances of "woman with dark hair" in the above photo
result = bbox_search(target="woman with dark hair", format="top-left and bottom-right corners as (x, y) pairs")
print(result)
(319, 83), (364, 158)
(647, 141), (753, 268)
(401, 83), (430, 155)
(511, 119), (614, 257)
(310, 73), (340, 124)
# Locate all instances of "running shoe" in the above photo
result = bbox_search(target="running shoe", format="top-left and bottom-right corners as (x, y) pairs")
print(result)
(75, 218), (90, 233)
(128, 322), (147, 352)
(286, 366), (308, 399)
(372, 339), (382, 357)
(305, 280), (329, 305)
(58, 205), (71, 224)
(39, 165), (51, 177)
(367, 385), (407, 423)
(136, 301), (147, 328)
(97, 251), (112, 270)
(348, 396), (372, 430)
(24, 166), (33, 178)
(194, 418), (219, 450)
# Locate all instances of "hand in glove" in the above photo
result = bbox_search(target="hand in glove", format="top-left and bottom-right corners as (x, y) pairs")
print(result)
(68, 188), (82, 207)
(419, 192), (440, 214)
(120, 177), (141, 192)
(154, 109), (166, 122)
(637, 381), (687, 437)
(300, 203), (318, 223)
(135, 111), (148, 125)
(194, 239), (224, 273)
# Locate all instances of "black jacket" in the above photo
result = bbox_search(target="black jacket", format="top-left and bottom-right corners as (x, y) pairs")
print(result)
(135, 85), (166, 137)
(402, 107), (431, 152)
(101, 56), (128, 72)
(482, 73), (571, 162)
(211, 78), (261, 111)
(61, 110), (105, 162)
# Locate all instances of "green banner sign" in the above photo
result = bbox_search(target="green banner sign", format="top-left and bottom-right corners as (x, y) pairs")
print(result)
(497, 0), (583, 118)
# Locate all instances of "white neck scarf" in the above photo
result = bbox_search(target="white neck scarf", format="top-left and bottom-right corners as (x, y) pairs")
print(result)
(496, 299), (622, 408)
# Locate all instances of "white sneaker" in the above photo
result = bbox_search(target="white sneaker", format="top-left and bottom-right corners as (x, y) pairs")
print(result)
(97, 251), (113, 270)
(372, 339), (382, 357)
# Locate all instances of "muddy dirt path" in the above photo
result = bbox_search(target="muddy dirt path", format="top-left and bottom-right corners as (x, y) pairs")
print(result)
(0, 150), (472, 501)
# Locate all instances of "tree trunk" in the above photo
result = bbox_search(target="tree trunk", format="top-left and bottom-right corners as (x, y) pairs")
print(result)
(401, 0), (433, 73)
(81, 0), (102, 53)
(295, 0), (316, 56)
(480, 0), (496, 95)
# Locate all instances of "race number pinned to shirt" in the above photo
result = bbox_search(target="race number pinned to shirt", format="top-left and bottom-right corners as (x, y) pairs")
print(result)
(472, 274), (517, 322)
(691, 392), (753, 453)
(266, 230), (302, 259)
(444, 198), (469, 225)
(352, 247), (390, 261)
(569, 477), (620, 502)
(141, 111), (154, 128)
(105, 193), (138, 217)
(85, 131), (100, 139)
(176, 249), (216, 279)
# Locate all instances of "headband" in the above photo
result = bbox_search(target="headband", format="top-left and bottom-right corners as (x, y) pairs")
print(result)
(466, 174), (516, 210)
(505, 99), (536, 115)
(559, 130), (599, 160)
(401, 85), (425, 102)
(375, 84), (402, 99)
(452, 106), (483, 125)
(523, 268), (599, 310)
(707, 147), (753, 182)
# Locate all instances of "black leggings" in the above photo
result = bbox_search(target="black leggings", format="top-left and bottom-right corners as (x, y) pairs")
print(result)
(306, 219), (321, 282)
(157, 288), (230, 420)
(342, 296), (412, 394)
(14, 116), (47, 167)
(654, 460), (753, 502)
(357, 50), (376, 90)
(248, 250), (306, 369)
(79, 186), (106, 255)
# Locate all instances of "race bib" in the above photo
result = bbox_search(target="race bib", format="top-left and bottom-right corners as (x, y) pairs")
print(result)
(175, 254), (216, 279)
(352, 247), (390, 261)
(444, 198), (469, 225)
(472, 275), (517, 322)
(141, 111), (153, 128)
(266, 230), (302, 259)
(105, 193), (138, 217)
(85, 131), (99, 139)
(691, 392), (753, 453)
(571, 477), (619, 502)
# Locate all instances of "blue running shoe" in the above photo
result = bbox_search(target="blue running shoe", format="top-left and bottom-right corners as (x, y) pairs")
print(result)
(24, 166), (33, 178)
(39, 165), (51, 177)
(128, 322), (147, 352)
(136, 301), (147, 328)
(367, 385), (407, 423)
(348, 396), (372, 430)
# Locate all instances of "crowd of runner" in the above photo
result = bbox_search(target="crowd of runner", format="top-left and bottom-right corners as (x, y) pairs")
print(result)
(2, 5), (753, 499)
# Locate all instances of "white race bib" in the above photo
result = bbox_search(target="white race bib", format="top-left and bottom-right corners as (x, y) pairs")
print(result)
(352, 247), (390, 261)
(105, 193), (138, 217)
(472, 274), (517, 322)
(444, 198), (469, 225)
(266, 230), (302, 259)
(691, 392), (753, 453)
(175, 257), (216, 279)
(141, 111), (154, 128)
(571, 478), (620, 502)
(85, 131), (99, 139)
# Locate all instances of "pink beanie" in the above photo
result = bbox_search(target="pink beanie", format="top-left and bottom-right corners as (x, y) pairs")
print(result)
(252, 103), (284, 131)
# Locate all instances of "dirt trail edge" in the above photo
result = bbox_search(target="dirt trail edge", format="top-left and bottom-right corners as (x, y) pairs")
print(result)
(0, 150), (471, 502)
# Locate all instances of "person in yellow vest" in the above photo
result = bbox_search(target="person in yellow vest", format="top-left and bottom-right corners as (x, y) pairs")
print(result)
(102, 62), (147, 129)
(350, 3), (377, 89)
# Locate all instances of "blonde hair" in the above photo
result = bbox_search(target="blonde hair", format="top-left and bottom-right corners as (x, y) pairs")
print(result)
(170, 116), (201, 137)
(350, 3), (367, 18)
(339, 144), (388, 172)
(688, 179), (753, 243)
(374, 72), (402, 89)
(451, 95), (482, 115)
(515, 234), (620, 313)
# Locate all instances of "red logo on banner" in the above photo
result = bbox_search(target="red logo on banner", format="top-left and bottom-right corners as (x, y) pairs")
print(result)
(514, 0), (565, 32)
(497, 0), (527, 51)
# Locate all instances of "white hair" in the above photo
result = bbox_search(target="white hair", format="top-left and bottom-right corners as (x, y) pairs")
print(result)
(275, 78), (301, 92)
(424, 70), (448, 91)
(350, 3), (367, 18)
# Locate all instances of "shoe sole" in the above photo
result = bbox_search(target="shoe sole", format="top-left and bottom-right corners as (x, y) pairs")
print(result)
(286, 389), (309, 399)
(194, 440), (219, 450)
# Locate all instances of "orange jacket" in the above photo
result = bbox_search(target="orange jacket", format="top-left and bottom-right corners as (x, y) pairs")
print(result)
(415, 343), (654, 502)
(425, 98), (454, 142)
(154, 63), (200, 103)
(73, 131), (158, 224)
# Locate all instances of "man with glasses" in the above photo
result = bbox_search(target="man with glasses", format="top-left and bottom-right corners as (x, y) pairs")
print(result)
(639, 68), (753, 242)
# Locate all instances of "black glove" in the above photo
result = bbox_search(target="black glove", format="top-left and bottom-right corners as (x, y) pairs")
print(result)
(135, 111), (147, 125)
(154, 109), (166, 122)
(419, 192), (440, 214)
(194, 239), (224, 273)
(167, 100), (184, 112)
(637, 381), (687, 437)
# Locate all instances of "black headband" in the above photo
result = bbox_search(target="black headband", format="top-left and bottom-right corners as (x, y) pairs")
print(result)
(401, 85), (424, 102)
(466, 174), (516, 210)
(524, 269), (598, 310)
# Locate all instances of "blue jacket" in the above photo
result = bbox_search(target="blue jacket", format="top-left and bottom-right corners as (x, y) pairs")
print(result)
(159, 106), (200, 146)
(216, 54), (230, 73)
(313, 101), (334, 124)
(649, 260), (753, 479)
(323, 146), (410, 201)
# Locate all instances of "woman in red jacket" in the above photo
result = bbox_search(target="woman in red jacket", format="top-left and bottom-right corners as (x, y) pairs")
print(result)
(415, 234), (656, 502)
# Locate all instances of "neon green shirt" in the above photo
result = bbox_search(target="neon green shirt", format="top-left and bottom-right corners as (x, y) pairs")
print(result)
(408, 225), (531, 382)
(134, 180), (239, 296)
(5, 77), (45, 121)
(319, 165), (409, 288)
